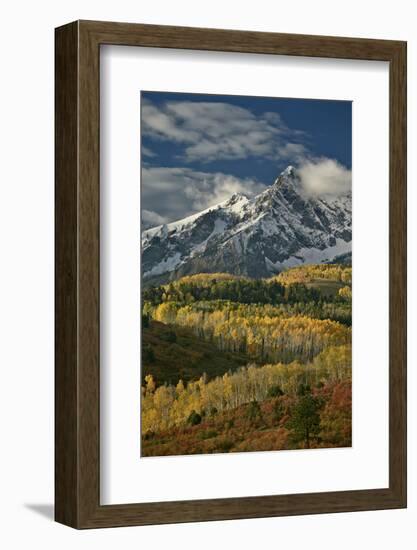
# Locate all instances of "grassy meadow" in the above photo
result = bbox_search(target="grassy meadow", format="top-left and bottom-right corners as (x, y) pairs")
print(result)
(141, 264), (352, 456)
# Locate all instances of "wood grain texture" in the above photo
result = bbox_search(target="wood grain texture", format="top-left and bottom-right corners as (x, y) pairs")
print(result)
(55, 20), (407, 529)
(55, 21), (79, 527)
(388, 41), (407, 503)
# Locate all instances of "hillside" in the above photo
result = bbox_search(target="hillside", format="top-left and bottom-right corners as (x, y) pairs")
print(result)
(142, 320), (250, 386)
(141, 265), (352, 457)
(142, 379), (352, 456)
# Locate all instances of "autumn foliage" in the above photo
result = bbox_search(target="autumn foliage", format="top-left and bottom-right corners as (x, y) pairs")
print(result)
(141, 265), (352, 456)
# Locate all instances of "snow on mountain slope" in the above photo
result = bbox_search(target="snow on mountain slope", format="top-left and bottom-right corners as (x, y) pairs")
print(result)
(141, 165), (352, 285)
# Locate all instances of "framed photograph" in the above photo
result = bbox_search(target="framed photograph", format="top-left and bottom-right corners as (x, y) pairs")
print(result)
(55, 20), (406, 528)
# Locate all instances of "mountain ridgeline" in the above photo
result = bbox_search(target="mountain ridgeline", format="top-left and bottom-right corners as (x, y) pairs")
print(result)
(142, 165), (352, 288)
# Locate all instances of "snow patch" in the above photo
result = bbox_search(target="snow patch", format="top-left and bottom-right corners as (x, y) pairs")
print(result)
(278, 238), (352, 269)
(142, 194), (248, 247)
(190, 218), (228, 257)
(143, 252), (183, 278)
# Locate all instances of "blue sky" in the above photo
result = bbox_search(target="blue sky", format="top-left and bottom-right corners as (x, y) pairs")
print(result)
(141, 91), (352, 227)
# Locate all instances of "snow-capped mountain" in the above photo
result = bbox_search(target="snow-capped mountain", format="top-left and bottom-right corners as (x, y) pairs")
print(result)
(142, 166), (352, 286)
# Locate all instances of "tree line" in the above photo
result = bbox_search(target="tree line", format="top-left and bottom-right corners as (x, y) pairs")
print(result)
(275, 264), (352, 285)
(141, 343), (351, 435)
(146, 301), (351, 364)
(142, 272), (351, 307)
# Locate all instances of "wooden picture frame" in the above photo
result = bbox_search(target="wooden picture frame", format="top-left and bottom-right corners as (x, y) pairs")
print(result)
(55, 20), (407, 528)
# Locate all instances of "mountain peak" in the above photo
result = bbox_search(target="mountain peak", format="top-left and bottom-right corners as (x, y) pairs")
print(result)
(271, 165), (304, 196)
(282, 165), (295, 176)
(224, 192), (248, 205)
(222, 192), (250, 214)
(227, 193), (246, 204)
(273, 165), (297, 186)
(142, 162), (352, 285)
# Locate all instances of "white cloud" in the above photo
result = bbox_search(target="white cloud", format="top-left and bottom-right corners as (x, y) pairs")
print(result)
(141, 146), (156, 158)
(141, 98), (351, 223)
(278, 142), (309, 161)
(142, 209), (169, 228)
(142, 166), (266, 224)
(298, 158), (351, 196)
(141, 160), (352, 227)
(142, 99), (307, 163)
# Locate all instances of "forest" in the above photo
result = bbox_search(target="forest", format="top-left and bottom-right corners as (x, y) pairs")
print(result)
(141, 265), (352, 456)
